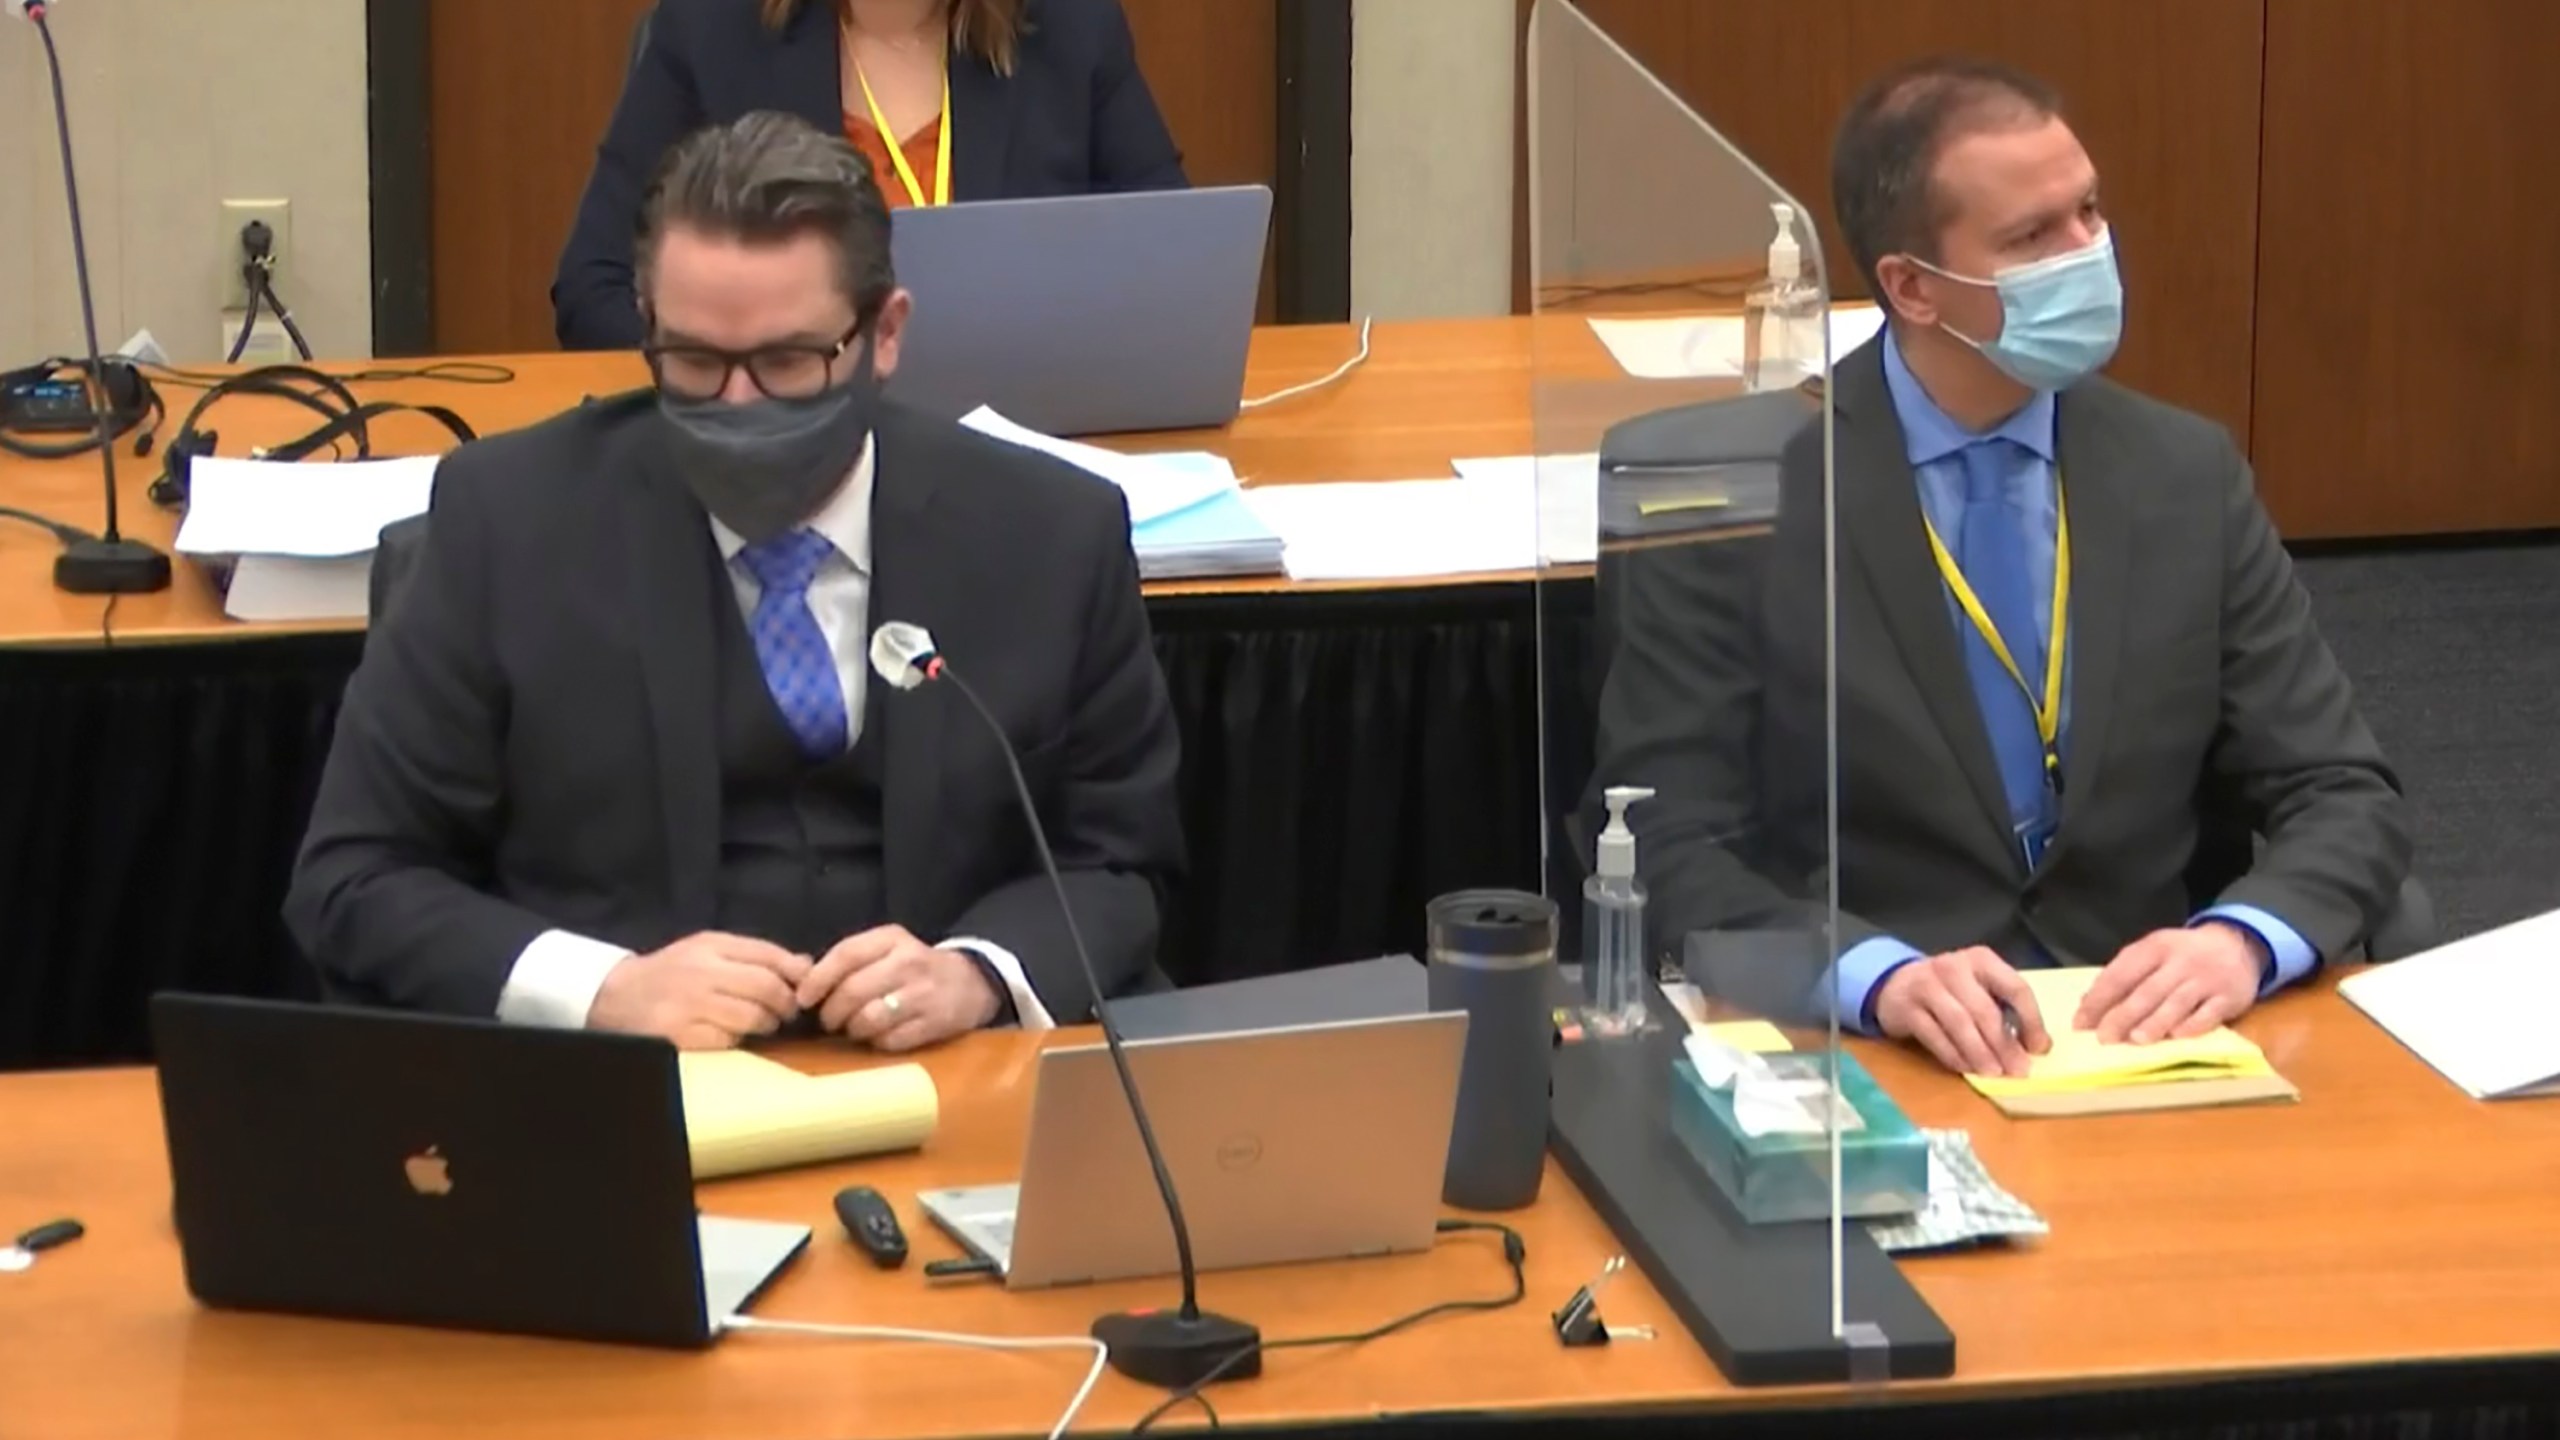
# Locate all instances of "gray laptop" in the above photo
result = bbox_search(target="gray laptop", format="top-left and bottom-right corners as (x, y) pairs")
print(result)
(920, 1012), (1466, 1289)
(150, 994), (808, 1349)
(888, 184), (1273, 435)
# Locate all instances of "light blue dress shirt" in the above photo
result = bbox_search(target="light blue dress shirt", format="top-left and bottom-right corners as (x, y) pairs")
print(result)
(1828, 334), (2316, 1033)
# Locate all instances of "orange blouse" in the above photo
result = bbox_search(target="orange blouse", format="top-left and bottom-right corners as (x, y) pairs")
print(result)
(843, 111), (945, 209)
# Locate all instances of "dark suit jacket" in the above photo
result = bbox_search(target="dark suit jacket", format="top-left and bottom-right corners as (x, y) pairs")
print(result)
(1591, 337), (2411, 999)
(553, 0), (1189, 350)
(286, 393), (1185, 1023)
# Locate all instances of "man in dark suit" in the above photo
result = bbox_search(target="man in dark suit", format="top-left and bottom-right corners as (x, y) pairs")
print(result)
(289, 111), (1183, 1052)
(1591, 58), (2409, 1077)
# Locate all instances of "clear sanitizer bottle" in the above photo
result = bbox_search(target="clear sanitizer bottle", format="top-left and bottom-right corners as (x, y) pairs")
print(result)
(1743, 201), (1823, 392)
(1581, 785), (1656, 1037)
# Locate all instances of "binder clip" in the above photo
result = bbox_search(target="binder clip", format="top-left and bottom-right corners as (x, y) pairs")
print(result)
(1552, 1255), (1652, 1346)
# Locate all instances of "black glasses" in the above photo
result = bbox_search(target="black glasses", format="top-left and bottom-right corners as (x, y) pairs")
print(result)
(642, 321), (864, 401)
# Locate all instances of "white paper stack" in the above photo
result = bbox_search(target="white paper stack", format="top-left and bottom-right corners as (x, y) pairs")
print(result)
(2340, 909), (2560, 1100)
(171, 456), (442, 622)
(960, 407), (1284, 580)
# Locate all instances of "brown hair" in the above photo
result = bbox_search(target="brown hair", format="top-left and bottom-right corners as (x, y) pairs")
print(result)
(1830, 56), (2063, 303)
(761, 0), (1025, 76)
(637, 112), (897, 323)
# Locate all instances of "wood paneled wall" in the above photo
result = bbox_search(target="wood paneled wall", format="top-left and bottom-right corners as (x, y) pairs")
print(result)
(423, 0), (1278, 355)
(1546, 0), (2557, 539)
(2252, 0), (2560, 537)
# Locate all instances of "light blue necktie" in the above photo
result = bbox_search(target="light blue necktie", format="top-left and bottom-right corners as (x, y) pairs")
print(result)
(735, 528), (848, 758)
(1954, 440), (2050, 831)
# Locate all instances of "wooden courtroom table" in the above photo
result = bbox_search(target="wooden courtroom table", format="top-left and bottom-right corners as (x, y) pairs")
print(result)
(0, 319), (1727, 649)
(5, 979), (2558, 1440)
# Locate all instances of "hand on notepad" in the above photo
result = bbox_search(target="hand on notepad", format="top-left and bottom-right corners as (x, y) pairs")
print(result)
(590, 932), (815, 1050)
(1875, 947), (2053, 1078)
(2077, 924), (2263, 1043)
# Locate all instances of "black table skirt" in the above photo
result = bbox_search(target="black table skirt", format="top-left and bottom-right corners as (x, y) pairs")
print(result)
(0, 582), (1587, 1070)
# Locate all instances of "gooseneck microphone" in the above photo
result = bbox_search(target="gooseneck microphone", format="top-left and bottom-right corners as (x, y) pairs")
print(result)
(869, 621), (1261, 1390)
(18, 0), (172, 595)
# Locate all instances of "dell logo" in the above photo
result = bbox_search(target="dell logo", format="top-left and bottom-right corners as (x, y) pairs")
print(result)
(403, 1145), (454, 1196)
(1214, 1134), (1262, 1171)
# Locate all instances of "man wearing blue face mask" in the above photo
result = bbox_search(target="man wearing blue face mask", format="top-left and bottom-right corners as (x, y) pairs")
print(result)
(1589, 58), (2409, 1079)
(289, 113), (1184, 1053)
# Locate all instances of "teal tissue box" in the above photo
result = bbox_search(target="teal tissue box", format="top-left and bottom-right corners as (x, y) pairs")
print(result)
(1668, 1049), (1929, 1224)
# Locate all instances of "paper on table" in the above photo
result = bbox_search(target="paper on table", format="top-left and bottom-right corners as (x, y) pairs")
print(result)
(1585, 305), (1887, 381)
(678, 1050), (939, 1180)
(222, 554), (373, 623)
(1238, 477), (1535, 581)
(171, 456), (441, 558)
(1967, 968), (2276, 1099)
(2339, 907), (2560, 1099)
(959, 405), (1234, 526)
(1448, 453), (1600, 565)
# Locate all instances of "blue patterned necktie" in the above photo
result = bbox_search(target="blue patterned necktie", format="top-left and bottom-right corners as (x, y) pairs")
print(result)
(735, 528), (848, 758)
(1955, 439), (2049, 828)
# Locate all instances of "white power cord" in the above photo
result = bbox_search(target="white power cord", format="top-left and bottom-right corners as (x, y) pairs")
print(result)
(1238, 315), (1372, 410)
(721, 1315), (1108, 1440)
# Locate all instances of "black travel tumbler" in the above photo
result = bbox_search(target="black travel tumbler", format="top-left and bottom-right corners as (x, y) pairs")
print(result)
(1427, 888), (1559, 1211)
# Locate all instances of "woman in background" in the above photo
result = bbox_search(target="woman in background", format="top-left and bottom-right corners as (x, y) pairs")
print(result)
(553, 0), (1188, 349)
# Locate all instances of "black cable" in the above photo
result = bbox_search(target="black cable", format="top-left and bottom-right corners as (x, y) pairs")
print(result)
(252, 268), (315, 363)
(100, 592), (118, 649)
(1123, 1220), (1528, 1437)
(31, 8), (128, 545)
(224, 261), (266, 365)
(0, 506), (91, 546)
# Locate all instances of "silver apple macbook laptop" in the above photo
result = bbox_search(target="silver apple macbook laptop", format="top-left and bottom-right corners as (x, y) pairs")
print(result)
(887, 184), (1273, 436)
(919, 1012), (1467, 1289)
(150, 994), (808, 1349)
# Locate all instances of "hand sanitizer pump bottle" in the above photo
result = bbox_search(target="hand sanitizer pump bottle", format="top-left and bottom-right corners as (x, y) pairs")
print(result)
(1744, 202), (1823, 392)
(1582, 785), (1656, 1037)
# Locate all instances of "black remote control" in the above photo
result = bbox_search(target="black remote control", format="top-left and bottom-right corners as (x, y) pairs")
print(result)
(833, 1186), (908, 1269)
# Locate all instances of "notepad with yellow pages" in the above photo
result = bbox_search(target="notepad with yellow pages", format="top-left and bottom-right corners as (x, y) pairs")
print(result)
(1965, 969), (2298, 1117)
(676, 1050), (940, 1179)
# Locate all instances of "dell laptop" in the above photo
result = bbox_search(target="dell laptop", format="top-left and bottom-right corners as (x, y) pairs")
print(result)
(919, 1012), (1466, 1289)
(888, 184), (1273, 436)
(150, 993), (808, 1349)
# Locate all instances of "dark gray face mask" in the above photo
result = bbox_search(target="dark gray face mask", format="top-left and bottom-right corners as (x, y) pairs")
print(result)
(657, 341), (879, 545)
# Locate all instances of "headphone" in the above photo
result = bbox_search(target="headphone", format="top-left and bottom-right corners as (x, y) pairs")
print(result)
(149, 364), (480, 509)
(0, 356), (163, 460)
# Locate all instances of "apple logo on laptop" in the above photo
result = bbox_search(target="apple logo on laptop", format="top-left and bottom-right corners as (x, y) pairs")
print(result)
(404, 1145), (454, 1196)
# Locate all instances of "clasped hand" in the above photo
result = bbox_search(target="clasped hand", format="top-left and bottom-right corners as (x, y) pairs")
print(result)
(588, 924), (999, 1051)
(1874, 923), (2265, 1077)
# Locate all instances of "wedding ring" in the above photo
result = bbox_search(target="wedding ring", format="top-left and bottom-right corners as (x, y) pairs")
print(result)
(881, 991), (904, 1017)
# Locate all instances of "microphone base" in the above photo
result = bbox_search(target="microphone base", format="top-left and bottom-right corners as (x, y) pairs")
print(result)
(54, 536), (172, 595)
(1091, 1307), (1262, 1390)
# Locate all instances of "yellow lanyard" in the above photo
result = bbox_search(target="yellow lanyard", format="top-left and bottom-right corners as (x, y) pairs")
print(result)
(1921, 473), (2071, 793)
(853, 60), (952, 208)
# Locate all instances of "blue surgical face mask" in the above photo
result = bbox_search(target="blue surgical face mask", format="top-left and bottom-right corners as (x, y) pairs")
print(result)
(1913, 229), (2123, 391)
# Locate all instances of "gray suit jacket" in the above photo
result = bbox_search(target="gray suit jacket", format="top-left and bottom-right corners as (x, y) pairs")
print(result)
(1590, 337), (2411, 992)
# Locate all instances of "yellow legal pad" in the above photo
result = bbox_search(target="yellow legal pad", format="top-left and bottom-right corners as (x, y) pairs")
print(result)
(676, 1050), (939, 1180)
(1965, 968), (2291, 1113)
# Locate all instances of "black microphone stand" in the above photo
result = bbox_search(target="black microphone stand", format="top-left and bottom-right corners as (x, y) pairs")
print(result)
(927, 653), (1261, 1390)
(29, 2), (172, 595)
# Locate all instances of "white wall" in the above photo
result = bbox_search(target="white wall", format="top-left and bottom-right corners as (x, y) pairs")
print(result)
(0, 0), (372, 366)
(1348, 0), (1516, 320)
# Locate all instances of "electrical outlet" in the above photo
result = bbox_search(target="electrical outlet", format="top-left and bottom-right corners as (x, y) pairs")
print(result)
(221, 310), (296, 366)
(218, 199), (291, 310)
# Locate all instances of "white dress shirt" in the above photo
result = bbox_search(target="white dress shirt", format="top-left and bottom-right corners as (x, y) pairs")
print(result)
(495, 439), (1053, 1034)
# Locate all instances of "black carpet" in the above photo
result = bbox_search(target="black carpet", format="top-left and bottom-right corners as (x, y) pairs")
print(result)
(2295, 539), (2560, 942)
